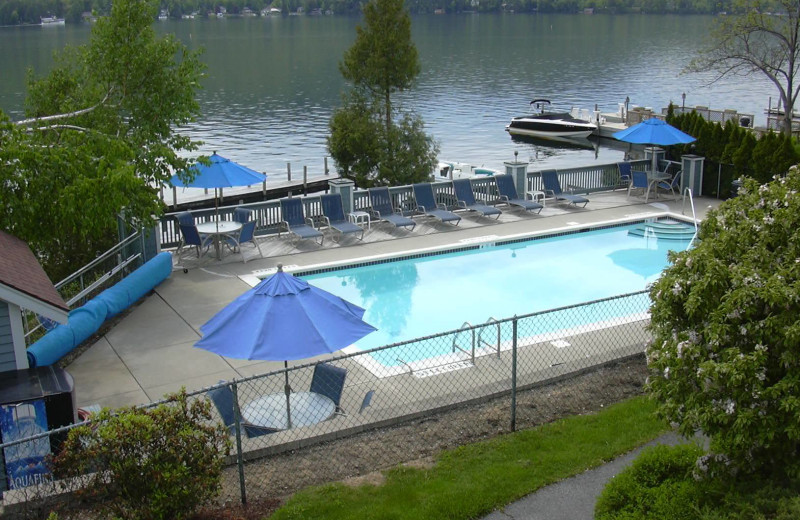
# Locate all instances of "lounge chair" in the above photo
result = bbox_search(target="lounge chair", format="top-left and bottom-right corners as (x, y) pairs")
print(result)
(320, 194), (365, 242)
(310, 363), (347, 414)
(367, 187), (416, 230)
(208, 384), (276, 438)
(279, 197), (324, 246)
(494, 174), (543, 214)
(411, 183), (461, 225)
(452, 178), (501, 219)
(540, 170), (589, 208)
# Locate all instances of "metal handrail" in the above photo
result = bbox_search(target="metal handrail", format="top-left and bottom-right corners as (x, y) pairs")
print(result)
(451, 321), (476, 364)
(681, 187), (699, 250)
(477, 317), (502, 357)
(55, 232), (142, 291)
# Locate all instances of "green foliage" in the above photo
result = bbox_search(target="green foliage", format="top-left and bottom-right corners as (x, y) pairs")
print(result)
(595, 443), (706, 520)
(328, 0), (438, 187)
(647, 166), (800, 480)
(271, 397), (668, 519)
(0, 0), (204, 280)
(51, 389), (230, 520)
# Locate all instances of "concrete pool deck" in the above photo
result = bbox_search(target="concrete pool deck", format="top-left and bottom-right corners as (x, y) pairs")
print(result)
(65, 191), (722, 410)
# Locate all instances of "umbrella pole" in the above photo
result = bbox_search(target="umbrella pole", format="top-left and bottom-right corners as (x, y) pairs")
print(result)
(284, 361), (293, 429)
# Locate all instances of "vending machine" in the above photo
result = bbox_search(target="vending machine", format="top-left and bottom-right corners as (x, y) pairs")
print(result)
(0, 366), (76, 491)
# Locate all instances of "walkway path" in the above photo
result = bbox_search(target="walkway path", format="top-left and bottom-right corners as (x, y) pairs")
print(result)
(480, 432), (686, 520)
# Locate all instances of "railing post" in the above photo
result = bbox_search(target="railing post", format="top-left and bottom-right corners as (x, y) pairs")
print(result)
(511, 317), (518, 432)
(231, 381), (247, 505)
(470, 328), (476, 365)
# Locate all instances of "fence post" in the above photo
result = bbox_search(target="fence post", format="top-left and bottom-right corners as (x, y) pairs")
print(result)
(511, 317), (518, 432)
(231, 381), (247, 505)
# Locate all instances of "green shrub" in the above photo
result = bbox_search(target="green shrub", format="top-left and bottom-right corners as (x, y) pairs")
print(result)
(646, 166), (800, 480)
(51, 389), (231, 520)
(595, 443), (706, 520)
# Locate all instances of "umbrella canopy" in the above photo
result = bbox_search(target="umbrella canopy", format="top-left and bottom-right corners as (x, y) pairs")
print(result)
(195, 265), (376, 361)
(169, 152), (265, 189)
(612, 118), (696, 146)
(613, 119), (696, 173)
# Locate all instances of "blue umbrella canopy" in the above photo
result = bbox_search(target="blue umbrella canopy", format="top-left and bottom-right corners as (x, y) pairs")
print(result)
(195, 265), (376, 361)
(613, 118), (696, 146)
(169, 152), (266, 189)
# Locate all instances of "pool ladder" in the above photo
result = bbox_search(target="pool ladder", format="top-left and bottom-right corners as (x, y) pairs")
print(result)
(452, 317), (502, 364)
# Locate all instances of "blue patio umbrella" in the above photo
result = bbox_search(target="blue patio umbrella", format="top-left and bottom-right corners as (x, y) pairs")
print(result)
(195, 264), (376, 428)
(169, 153), (266, 229)
(613, 119), (696, 173)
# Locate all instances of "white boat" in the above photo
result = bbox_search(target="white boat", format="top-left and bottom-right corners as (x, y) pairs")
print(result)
(506, 99), (597, 140)
(40, 16), (65, 25)
(432, 161), (500, 181)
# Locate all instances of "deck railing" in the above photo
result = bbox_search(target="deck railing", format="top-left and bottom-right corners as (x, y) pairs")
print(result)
(158, 159), (654, 248)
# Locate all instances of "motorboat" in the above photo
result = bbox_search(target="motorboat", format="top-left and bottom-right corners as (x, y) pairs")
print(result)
(40, 16), (65, 25)
(432, 161), (500, 181)
(506, 99), (597, 140)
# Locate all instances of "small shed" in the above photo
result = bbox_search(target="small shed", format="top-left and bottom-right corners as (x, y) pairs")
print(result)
(0, 231), (69, 373)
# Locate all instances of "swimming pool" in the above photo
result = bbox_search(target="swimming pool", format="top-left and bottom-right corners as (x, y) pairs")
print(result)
(300, 220), (692, 369)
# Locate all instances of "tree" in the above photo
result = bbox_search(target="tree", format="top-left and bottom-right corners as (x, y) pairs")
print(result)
(0, 0), (204, 280)
(327, 0), (438, 186)
(686, 0), (800, 136)
(646, 166), (800, 479)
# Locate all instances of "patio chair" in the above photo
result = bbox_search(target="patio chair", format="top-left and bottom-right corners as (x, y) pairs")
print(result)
(310, 363), (347, 414)
(320, 193), (365, 242)
(656, 170), (682, 199)
(177, 223), (213, 259)
(234, 220), (263, 263)
(617, 162), (632, 189)
(367, 187), (416, 231)
(411, 183), (461, 225)
(494, 174), (543, 214)
(207, 384), (276, 438)
(540, 170), (589, 208)
(452, 178), (501, 219)
(279, 197), (324, 246)
(232, 207), (252, 224)
(627, 171), (652, 201)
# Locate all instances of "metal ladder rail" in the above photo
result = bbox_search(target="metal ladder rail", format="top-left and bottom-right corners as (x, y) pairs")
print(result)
(681, 187), (699, 250)
(451, 321), (476, 365)
(477, 317), (502, 358)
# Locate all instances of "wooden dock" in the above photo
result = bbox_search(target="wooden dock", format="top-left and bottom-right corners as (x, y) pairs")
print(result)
(161, 175), (340, 212)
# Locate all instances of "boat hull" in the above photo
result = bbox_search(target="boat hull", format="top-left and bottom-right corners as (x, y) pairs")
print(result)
(505, 111), (597, 140)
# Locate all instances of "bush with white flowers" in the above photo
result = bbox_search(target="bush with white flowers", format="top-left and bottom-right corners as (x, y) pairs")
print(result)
(647, 165), (800, 479)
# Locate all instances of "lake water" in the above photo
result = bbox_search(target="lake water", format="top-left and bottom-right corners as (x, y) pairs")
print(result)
(0, 14), (777, 179)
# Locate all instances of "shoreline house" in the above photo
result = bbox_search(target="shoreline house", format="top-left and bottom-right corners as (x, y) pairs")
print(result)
(0, 231), (69, 373)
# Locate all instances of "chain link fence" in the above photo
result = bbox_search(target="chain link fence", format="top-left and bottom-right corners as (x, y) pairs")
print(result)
(2, 290), (653, 518)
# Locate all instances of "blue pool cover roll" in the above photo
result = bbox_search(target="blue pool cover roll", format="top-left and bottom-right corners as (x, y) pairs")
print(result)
(27, 252), (173, 367)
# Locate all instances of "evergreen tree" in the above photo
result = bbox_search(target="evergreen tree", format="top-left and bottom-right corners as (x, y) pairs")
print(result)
(328, 0), (438, 186)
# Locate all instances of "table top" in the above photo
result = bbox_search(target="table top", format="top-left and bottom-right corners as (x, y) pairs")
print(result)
(646, 171), (672, 181)
(242, 391), (335, 430)
(196, 220), (242, 234)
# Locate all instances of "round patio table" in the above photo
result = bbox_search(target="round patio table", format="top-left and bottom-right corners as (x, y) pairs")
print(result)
(242, 391), (335, 430)
(196, 220), (242, 260)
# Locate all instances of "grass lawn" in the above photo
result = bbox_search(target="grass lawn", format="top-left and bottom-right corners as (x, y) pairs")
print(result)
(268, 396), (669, 519)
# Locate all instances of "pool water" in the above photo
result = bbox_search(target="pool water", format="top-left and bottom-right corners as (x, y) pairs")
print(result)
(302, 222), (691, 366)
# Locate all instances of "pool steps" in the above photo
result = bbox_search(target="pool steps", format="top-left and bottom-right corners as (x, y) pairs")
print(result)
(627, 221), (696, 241)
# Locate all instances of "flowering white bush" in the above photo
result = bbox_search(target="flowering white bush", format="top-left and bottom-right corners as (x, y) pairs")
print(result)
(647, 166), (800, 479)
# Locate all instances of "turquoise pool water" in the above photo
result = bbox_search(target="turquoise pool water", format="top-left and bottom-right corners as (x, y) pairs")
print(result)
(302, 222), (691, 367)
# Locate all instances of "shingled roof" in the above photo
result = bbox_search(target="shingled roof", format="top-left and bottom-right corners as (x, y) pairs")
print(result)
(0, 230), (69, 313)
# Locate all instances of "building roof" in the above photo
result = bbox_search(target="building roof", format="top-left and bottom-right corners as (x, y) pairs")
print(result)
(0, 230), (69, 314)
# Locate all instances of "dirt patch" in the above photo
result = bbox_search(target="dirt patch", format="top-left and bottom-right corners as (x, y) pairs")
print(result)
(199, 356), (649, 518)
